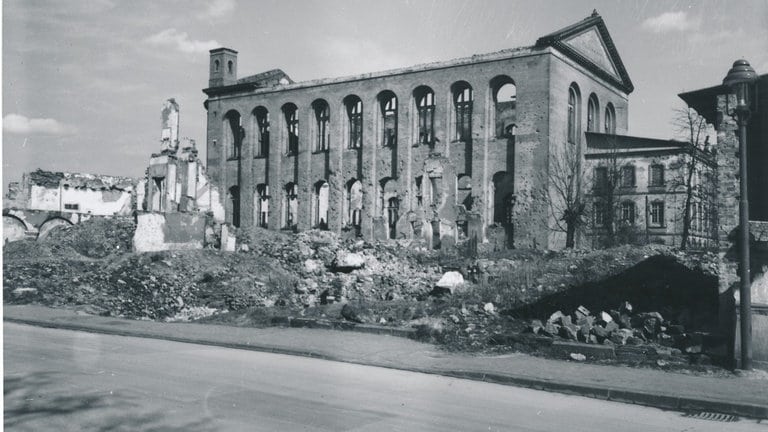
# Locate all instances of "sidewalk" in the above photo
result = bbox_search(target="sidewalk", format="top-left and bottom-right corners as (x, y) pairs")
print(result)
(5, 304), (767, 419)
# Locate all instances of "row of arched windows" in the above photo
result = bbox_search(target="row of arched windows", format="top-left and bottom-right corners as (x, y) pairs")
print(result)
(567, 83), (616, 145)
(221, 77), (519, 160)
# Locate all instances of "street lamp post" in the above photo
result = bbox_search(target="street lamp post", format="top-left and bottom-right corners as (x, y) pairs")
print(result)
(722, 59), (758, 370)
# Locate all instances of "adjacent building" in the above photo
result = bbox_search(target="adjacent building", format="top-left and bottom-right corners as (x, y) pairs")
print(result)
(202, 12), (634, 249)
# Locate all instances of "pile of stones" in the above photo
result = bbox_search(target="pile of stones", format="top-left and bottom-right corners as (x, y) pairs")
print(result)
(528, 301), (703, 353)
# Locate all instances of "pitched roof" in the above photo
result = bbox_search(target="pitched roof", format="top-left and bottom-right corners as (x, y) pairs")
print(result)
(536, 11), (634, 93)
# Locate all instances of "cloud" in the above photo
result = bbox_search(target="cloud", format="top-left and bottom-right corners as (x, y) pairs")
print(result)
(641, 11), (700, 33)
(3, 114), (77, 136)
(145, 29), (220, 54)
(197, 0), (236, 19)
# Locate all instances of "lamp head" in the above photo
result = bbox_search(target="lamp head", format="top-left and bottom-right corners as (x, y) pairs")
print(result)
(723, 59), (758, 111)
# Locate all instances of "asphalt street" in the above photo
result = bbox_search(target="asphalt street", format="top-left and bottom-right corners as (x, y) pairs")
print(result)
(4, 323), (766, 431)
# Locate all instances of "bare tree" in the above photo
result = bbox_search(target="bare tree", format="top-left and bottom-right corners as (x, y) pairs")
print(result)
(546, 144), (586, 248)
(589, 134), (623, 247)
(671, 106), (711, 250)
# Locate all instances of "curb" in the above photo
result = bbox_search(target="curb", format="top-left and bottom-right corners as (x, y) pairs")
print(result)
(6, 316), (767, 420)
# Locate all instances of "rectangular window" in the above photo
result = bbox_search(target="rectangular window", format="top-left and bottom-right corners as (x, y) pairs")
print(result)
(649, 165), (664, 187)
(621, 201), (635, 224)
(594, 167), (608, 191)
(650, 201), (664, 226)
(620, 166), (635, 188)
(594, 201), (605, 227)
(64, 203), (79, 210)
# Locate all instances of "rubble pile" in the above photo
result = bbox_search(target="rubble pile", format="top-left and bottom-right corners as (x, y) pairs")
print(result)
(528, 301), (711, 360)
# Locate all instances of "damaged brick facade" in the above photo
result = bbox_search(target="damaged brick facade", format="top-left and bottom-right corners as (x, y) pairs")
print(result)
(203, 13), (633, 249)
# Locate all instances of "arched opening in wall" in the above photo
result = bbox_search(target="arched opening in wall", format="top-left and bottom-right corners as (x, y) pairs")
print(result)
(214, 59), (220, 72)
(283, 182), (298, 230)
(587, 93), (599, 132)
(604, 103), (616, 134)
(37, 217), (73, 240)
(490, 76), (516, 138)
(377, 91), (398, 148)
(491, 172), (515, 224)
(414, 176), (424, 208)
(451, 81), (473, 142)
(412, 86), (435, 146)
(228, 186), (241, 227)
(344, 95), (363, 149)
(3, 215), (28, 243)
(457, 174), (473, 211)
(313, 180), (330, 229)
(282, 103), (299, 156)
(380, 178), (399, 239)
(252, 107), (270, 157)
(345, 178), (363, 233)
(224, 110), (243, 159)
(567, 83), (581, 145)
(312, 99), (330, 152)
(227, 60), (233, 74)
(387, 198), (399, 239)
(255, 184), (269, 228)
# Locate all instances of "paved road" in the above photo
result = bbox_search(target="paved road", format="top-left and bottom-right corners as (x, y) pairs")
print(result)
(5, 323), (766, 431)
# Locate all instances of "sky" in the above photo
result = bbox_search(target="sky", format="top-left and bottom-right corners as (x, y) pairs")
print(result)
(3, 0), (768, 190)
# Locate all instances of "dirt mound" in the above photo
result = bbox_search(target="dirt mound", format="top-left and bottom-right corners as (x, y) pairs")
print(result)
(44, 217), (135, 258)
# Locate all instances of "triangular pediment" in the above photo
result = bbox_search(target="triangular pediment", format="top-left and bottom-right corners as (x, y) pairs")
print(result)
(562, 27), (620, 80)
(536, 12), (634, 93)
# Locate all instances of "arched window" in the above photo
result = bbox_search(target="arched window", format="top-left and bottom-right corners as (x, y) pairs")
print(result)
(345, 95), (363, 149)
(283, 104), (299, 156)
(587, 94), (599, 132)
(228, 186), (240, 227)
(227, 60), (233, 74)
(413, 86), (435, 145)
(284, 182), (298, 229)
(312, 100), (330, 152)
(567, 84), (581, 144)
(452, 81), (473, 142)
(252, 107), (269, 157)
(313, 181), (330, 229)
(214, 59), (220, 72)
(224, 111), (243, 159)
(605, 103), (616, 134)
(378, 91), (398, 148)
(255, 184), (269, 228)
(346, 179), (363, 228)
(490, 76), (516, 138)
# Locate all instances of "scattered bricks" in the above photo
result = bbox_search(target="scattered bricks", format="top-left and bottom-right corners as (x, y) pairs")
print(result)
(559, 324), (578, 340)
(619, 301), (633, 315)
(610, 328), (633, 345)
(592, 324), (609, 342)
(599, 311), (613, 324)
(575, 315), (595, 327)
(550, 341), (616, 360)
(528, 319), (544, 334)
(574, 305), (591, 321)
(617, 314), (632, 329)
(604, 321), (619, 333)
(577, 323), (592, 343)
(626, 336), (644, 346)
(541, 322), (560, 337)
(548, 310), (565, 324)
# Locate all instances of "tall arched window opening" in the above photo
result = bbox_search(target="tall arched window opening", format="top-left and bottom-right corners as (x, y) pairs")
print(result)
(228, 186), (240, 227)
(414, 86), (435, 145)
(567, 84), (581, 144)
(283, 104), (299, 156)
(379, 92), (398, 147)
(452, 82), (473, 142)
(605, 103), (616, 134)
(313, 100), (330, 152)
(224, 111), (243, 159)
(490, 76), (516, 138)
(255, 184), (269, 228)
(253, 107), (269, 157)
(345, 96), (363, 149)
(587, 94), (599, 132)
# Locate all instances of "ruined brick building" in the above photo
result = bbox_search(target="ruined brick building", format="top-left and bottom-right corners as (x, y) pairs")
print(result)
(203, 12), (633, 249)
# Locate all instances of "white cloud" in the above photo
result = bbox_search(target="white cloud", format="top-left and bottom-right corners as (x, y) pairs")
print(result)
(145, 29), (220, 54)
(3, 114), (77, 136)
(641, 11), (700, 33)
(197, 0), (236, 20)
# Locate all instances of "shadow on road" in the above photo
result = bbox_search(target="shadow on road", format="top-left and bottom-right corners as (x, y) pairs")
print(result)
(4, 371), (215, 431)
